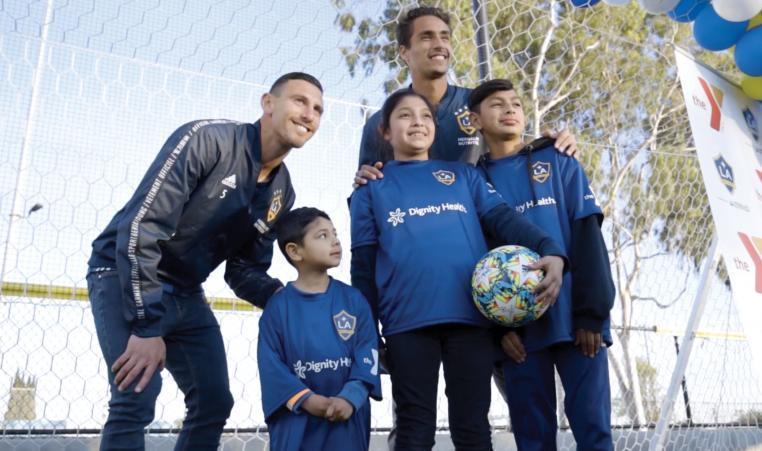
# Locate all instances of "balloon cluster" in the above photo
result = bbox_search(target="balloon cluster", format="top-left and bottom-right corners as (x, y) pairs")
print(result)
(570, 0), (762, 100)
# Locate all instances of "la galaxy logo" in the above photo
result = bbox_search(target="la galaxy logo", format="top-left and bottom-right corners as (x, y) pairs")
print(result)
(713, 155), (734, 193)
(267, 189), (283, 223)
(531, 161), (551, 183)
(432, 170), (456, 186)
(454, 107), (477, 135)
(333, 310), (356, 341)
(742, 107), (759, 142)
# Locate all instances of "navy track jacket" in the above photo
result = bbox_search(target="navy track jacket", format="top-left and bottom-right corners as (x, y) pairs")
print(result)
(89, 119), (294, 337)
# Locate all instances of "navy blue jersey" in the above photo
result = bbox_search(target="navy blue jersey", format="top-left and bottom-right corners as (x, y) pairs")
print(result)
(350, 160), (506, 336)
(358, 85), (484, 166)
(258, 279), (381, 451)
(479, 146), (612, 351)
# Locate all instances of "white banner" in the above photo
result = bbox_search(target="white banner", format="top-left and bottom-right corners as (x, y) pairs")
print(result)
(675, 48), (762, 378)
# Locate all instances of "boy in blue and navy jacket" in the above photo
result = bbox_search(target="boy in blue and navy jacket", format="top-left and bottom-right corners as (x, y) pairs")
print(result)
(258, 207), (381, 451)
(469, 79), (616, 451)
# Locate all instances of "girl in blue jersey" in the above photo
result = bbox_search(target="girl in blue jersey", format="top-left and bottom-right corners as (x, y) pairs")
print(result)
(468, 79), (616, 451)
(257, 207), (382, 451)
(350, 90), (567, 451)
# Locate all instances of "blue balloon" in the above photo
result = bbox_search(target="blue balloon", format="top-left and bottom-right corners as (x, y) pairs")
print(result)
(735, 27), (762, 76)
(693, 6), (749, 51)
(570, 0), (602, 7)
(667, 0), (708, 22)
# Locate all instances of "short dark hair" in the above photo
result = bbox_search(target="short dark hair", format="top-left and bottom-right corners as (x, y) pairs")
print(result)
(275, 207), (331, 266)
(379, 88), (436, 135)
(468, 79), (516, 113)
(270, 72), (323, 94)
(397, 6), (451, 48)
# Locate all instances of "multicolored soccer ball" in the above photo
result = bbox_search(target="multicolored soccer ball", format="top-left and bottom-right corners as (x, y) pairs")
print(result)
(471, 245), (548, 327)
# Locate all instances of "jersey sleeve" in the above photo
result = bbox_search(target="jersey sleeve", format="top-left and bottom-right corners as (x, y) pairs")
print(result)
(114, 122), (218, 337)
(346, 288), (382, 403)
(464, 164), (509, 216)
(257, 298), (311, 421)
(562, 157), (602, 222)
(349, 186), (378, 249)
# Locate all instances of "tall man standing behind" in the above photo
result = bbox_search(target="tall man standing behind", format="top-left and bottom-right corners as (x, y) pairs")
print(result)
(86, 72), (324, 451)
(355, 6), (578, 183)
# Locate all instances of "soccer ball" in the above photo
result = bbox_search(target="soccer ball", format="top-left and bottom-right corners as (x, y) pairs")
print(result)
(471, 245), (548, 327)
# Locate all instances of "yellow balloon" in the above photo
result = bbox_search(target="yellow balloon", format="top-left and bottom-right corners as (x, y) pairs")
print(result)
(741, 75), (762, 100)
(749, 13), (762, 30)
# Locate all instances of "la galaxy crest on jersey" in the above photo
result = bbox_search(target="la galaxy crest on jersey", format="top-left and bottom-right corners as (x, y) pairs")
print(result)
(713, 154), (734, 193)
(333, 310), (356, 341)
(454, 107), (477, 135)
(267, 189), (283, 222)
(532, 161), (551, 183)
(433, 170), (456, 186)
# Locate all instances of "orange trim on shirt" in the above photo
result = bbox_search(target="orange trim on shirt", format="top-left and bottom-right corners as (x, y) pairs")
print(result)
(286, 388), (311, 411)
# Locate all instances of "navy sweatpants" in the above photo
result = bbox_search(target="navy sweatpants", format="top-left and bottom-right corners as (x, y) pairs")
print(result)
(500, 342), (613, 451)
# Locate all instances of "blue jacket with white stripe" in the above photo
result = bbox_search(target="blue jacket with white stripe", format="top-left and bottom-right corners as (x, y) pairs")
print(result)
(88, 119), (295, 337)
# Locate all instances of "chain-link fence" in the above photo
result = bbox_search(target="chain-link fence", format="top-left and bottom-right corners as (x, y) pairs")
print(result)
(1, 0), (761, 449)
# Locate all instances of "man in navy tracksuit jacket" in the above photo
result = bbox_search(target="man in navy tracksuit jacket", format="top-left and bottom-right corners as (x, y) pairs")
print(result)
(86, 72), (324, 450)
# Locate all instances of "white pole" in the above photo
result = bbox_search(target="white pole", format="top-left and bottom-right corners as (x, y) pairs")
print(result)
(0, 0), (55, 290)
(649, 234), (720, 451)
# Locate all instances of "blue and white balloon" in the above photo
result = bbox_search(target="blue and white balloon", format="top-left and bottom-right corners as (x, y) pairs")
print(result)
(693, 5), (749, 50)
(735, 27), (762, 76)
(711, 0), (762, 22)
(667, 0), (709, 22)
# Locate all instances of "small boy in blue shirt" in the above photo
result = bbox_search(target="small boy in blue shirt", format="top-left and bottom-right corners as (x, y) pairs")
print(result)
(257, 207), (382, 451)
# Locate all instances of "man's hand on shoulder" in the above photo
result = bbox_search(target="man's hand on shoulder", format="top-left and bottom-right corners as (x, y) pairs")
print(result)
(541, 128), (579, 159)
(353, 162), (384, 189)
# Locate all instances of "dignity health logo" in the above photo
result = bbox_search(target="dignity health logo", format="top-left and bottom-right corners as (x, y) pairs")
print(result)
(293, 357), (352, 380)
(387, 203), (468, 227)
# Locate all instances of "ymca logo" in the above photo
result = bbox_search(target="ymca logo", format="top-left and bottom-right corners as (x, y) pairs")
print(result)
(333, 310), (356, 341)
(698, 77), (724, 131)
(532, 161), (551, 183)
(738, 232), (762, 294)
(267, 189), (283, 223)
(387, 208), (406, 227)
(743, 107), (759, 142)
(454, 107), (477, 135)
(433, 170), (456, 186)
(713, 155), (734, 193)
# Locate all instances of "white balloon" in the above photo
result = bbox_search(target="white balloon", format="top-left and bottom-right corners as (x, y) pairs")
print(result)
(638, 0), (680, 13)
(603, 0), (631, 5)
(712, 0), (762, 22)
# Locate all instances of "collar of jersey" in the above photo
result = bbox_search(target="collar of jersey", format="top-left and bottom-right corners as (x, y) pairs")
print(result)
(386, 159), (432, 167)
(407, 83), (457, 119)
